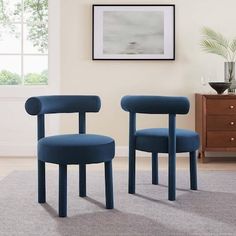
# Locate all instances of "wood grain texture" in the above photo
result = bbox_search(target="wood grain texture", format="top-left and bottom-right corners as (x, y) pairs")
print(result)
(195, 94), (236, 162)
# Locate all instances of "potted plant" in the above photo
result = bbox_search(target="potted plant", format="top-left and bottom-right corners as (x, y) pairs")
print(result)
(200, 27), (236, 92)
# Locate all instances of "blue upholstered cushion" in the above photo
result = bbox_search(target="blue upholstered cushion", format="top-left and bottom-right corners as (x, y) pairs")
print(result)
(121, 95), (190, 114)
(38, 134), (115, 164)
(135, 128), (199, 153)
(25, 95), (101, 115)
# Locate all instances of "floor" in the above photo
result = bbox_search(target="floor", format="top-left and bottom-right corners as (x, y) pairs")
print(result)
(1, 155), (236, 180)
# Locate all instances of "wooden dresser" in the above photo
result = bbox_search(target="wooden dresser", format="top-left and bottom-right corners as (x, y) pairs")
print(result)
(195, 94), (236, 162)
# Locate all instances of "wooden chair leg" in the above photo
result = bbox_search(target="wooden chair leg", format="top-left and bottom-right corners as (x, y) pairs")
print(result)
(128, 147), (136, 194)
(105, 161), (114, 209)
(79, 164), (86, 197)
(38, 160), (46, 203)
(190, 151), (198, 190)
(59, 164), (67, 217)
(152, 153), (158, 185)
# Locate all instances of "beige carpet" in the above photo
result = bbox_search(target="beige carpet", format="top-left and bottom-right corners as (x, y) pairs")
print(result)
(0, 170), (236, 235)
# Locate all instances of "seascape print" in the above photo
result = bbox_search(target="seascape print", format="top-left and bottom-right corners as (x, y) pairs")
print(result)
(103, 11), (164, 55)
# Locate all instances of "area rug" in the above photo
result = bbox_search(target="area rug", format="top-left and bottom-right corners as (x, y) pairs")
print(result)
(0, 170), (236, 236)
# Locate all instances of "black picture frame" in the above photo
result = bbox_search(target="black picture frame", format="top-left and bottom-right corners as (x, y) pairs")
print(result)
(92, 4), (175, 60)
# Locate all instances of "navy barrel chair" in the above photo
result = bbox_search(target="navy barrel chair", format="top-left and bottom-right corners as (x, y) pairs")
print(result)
(25, 95), (115, 217)
(121, 95), (200, 201)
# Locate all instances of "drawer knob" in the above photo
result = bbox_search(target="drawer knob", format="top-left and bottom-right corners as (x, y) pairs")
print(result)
(230, 137), (235, 141)
(230, 121), (235, 125)
(230, 105), (234, 109)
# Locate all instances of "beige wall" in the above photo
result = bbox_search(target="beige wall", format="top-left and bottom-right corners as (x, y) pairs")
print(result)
(60, 0), (236, 147)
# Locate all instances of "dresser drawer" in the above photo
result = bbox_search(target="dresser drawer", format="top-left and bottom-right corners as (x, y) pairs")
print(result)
(195, 94), (236, 162)
(206, 99), (236, 115)
(207, 131), (236, 147)
(207, 115), (236, 131)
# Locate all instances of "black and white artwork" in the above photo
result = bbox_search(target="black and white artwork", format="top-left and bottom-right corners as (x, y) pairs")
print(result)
(93, 5), (175, 60)
(103, 11), (164, 55)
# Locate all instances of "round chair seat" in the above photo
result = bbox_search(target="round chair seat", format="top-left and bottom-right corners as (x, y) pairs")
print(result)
(135, 128), (199, 153)
(38, 134), (115, 164)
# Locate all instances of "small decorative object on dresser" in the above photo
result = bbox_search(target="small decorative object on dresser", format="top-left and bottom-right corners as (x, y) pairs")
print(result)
(208, 82), (231, 94)
(195, 94), (236, 162)
(200, 27), (236, 93)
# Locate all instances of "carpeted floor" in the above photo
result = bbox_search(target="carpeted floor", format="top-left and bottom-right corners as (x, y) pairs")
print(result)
(0, 170), (236, 236)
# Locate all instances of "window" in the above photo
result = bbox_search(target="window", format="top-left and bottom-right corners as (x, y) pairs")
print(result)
(0, 0), (48, 85)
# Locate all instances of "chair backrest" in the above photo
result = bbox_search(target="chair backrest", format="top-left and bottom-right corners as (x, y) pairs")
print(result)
(121, 95), (191, 149)
(25, 95), (101, 115)
(121, 95), (190, 114)
(25, 95), (101, 140)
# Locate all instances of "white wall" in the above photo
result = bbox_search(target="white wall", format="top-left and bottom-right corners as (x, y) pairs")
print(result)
(1, 0), (236, 156)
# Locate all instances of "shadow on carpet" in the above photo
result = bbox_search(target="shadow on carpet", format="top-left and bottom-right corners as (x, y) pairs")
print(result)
(0, 170), (236, 236)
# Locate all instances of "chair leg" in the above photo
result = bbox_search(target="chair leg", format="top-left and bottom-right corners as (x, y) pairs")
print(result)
(105, 161), (114, 209)
(168, 153), (176, 201)
(38, 160), (46, 203)
(190, 151), (198, 190)
(152, 153), (158, 185)
(128, 147), (136, 194)
(79, 164), (86, 197)
(59, 164), (67, 217)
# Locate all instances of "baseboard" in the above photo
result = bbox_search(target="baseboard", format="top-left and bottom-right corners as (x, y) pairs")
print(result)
(116, 146), (187, 157)
(116, 147), (236, 158)
(1, 144), (234, 158)
(0, 144), (178, 157)
(0, 144), (36, 157)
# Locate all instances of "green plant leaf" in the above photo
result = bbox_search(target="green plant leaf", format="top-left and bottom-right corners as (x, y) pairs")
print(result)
(201, 27), (229, 49)
(230, 39), (236, 53)
(200, 39), (228, 60)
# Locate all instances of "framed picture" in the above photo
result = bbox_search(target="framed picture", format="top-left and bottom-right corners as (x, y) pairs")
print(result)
(92, 4), (175, 60)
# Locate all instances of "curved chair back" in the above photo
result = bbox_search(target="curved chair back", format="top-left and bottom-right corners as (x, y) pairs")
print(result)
(25, 95), (101, 115)
(121, 95), (190, 142)
(25, 95), (101, 139)
(121, 95), (190, 114)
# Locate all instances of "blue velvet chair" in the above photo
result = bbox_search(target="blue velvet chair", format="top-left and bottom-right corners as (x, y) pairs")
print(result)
(25, 95), (115, 217)
(121, 95), (200, 201)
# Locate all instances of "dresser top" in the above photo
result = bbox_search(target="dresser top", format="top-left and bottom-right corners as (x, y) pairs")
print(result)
(195, 93), (236, 99)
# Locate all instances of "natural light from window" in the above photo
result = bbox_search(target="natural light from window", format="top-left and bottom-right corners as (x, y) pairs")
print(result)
(0, 0), (48, 85)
